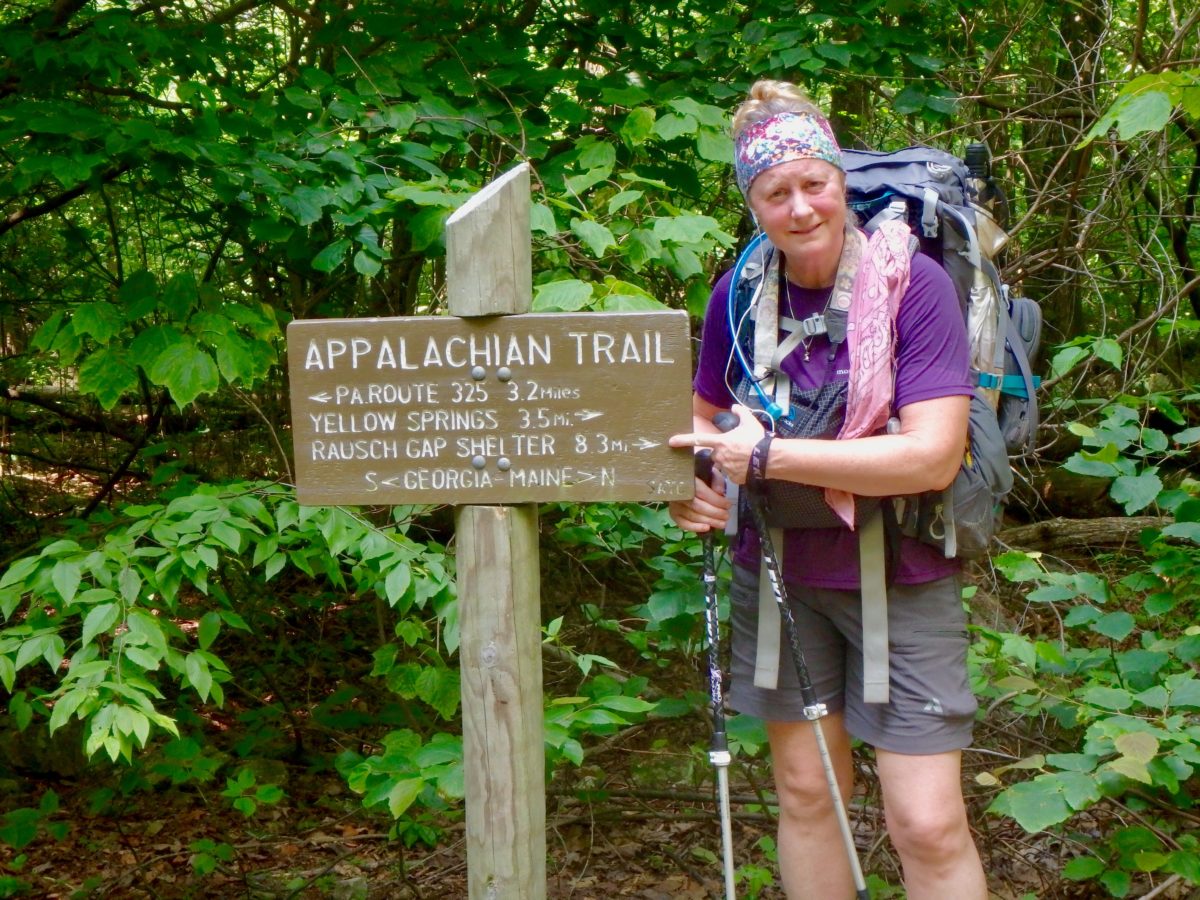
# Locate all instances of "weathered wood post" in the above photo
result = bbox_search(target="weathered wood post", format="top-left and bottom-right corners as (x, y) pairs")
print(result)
(445, 163), (546, 900)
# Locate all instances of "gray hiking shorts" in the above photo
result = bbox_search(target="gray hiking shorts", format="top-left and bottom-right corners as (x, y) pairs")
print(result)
(726, 564), (977, 754)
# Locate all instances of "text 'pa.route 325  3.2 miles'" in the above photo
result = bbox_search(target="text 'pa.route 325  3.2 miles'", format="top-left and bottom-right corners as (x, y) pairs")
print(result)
(286, 311), (697, 506)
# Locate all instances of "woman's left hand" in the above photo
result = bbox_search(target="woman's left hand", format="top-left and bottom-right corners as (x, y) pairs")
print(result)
(668, 403), (765, 486)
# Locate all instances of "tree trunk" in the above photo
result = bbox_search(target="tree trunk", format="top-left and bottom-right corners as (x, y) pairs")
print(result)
(995, 516), (1167, 553)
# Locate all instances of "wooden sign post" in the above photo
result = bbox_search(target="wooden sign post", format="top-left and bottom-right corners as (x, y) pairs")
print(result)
(287, 163), (694, 899)
(447, 164), (545, 900)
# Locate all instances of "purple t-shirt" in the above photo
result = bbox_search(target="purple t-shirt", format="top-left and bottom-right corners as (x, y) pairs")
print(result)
(694, 249), (973, 589)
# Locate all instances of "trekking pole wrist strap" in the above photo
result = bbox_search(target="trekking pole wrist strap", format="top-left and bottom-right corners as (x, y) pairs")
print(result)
(749, 434), (774, 491)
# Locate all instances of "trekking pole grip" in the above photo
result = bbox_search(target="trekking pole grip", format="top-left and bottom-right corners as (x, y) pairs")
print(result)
(712, 410), (740, 433)
(694, 410), (740, 486)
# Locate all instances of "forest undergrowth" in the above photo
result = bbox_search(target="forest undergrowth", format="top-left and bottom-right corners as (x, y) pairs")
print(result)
(1, 496), (1189, 900)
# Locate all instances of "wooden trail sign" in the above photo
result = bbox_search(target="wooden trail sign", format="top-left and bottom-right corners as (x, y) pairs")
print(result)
(286, 163), (697, 900)
(287, 310), (695, 506)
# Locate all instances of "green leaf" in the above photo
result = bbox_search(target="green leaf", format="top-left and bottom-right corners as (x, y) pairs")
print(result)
(596, 695), (654, 714)
(993, 675), (1039, 692)
(530, 203), (557, 235)
(893, 86), (928, 115)
(815, 42), (852, 66)
(81, 603), (121, 647)
(1091, 611), (1135, 641)
(651, 112), (696, 141)
(208, 521), (243, 554)
(197, 612), (221, 650)
(1114, 731), (1158, 763)
(624, 228), (664, 271)
(1072, 572), (1109, 603)
(993, 551), (1044, 582)
(408, 207), (449, 251)
(1051, 345), (1089, 377)
(1162, 522), (1200, 543)
(668, 98), (725, 129)
(990, 777), (1072, 833)
(78, 347), (140, 409)
(1140, 427), (1169, 453)
(384, 563), (412, 607)
(149, 343), (220, 407)
(1105, 755), (1152, 785)
(1110, 471), (1162, 514)
(1165, 673), (1200, 708)
(601, 291), (664, 312)
(1092, 338), (1123, 369)
(1026, 583), (1078, 603)
(0, 808), (44, 851)
(1134, 851), (1168, 872)
(569, 218), (615, 258)
(564, 168), (610, 196)
(577, 140), (616, 173)
(1045, 753), (1100, 773)
(0, 657), (15, 692)
(49, 688), (90, 734)
(1063, 856), (1106, 880)
(653, 213), (722, 245)
(533, 279), (594, 312)
(184, 653), (213, 702)
(1063, 454), (1119, 478)
(52, 561), (81, 605)
(72, 302), (125, 343)
(280, 186), (330, 226)
(1085, 89), (1175, 142)
(312, 238), (351, 272)
(907, 54), (945, 72)
(213, 332), (261, 385)
(1165, 847), (1200, 882)
(1099, 869), (1130, 896)
(696, 128), (732, 162)
(620, 108), (655, 146)
(415, 665), (460, 720)
(606, 189), (643, 215)
(160, 272), (196, 320)
(353, 250), (382, 276)
(1081, 686), (1134, 710)
(385, 778), (425, 817)
(118, 567), (142, 605)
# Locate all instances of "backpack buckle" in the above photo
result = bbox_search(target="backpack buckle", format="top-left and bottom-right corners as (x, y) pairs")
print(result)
(798, 313), (827, 338)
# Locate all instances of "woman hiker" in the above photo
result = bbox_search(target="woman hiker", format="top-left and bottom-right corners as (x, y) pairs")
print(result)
(668, 79), (988, 899)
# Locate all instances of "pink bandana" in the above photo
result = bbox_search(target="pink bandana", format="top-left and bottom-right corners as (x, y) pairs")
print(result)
(826, 219), (914, 526)
(734, 112), (843, 196)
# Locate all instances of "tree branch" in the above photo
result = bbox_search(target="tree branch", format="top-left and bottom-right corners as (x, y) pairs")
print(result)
(0, 163), (133, 238)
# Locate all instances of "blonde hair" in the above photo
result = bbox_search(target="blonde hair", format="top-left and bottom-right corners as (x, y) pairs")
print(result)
(731, 80), (826, 140)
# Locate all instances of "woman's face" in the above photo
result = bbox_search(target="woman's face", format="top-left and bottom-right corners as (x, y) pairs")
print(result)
(747, 157), (847, 288)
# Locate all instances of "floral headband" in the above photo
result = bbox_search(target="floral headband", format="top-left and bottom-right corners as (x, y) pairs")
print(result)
(733, 111), (843, 196)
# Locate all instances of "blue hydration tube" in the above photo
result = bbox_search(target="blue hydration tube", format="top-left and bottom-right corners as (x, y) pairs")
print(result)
(726, 230), (783, 422)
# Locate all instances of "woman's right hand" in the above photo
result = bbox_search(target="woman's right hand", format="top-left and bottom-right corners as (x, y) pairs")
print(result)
(668, 472), (732, 534)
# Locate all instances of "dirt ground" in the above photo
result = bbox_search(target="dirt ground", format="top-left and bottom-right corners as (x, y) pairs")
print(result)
(0, 713), (1146, 900)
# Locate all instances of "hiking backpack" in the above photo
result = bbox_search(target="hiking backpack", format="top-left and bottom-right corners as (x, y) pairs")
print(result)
(841, 143), (1043, 557)
(725, 144), (1042, 558)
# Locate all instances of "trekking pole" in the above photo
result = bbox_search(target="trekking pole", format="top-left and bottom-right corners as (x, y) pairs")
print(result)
(711, 411), (871, 900)
(694, 447), (737, 900)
